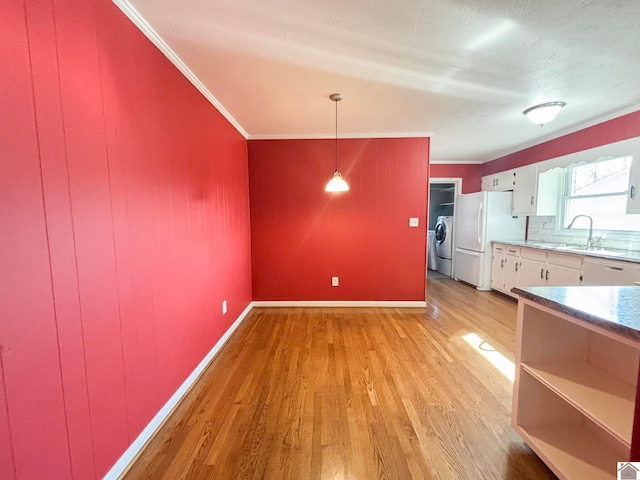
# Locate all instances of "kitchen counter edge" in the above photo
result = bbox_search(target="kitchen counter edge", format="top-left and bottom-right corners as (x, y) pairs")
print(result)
(512, 285), (640, 342)
(495, 240), (640, 264)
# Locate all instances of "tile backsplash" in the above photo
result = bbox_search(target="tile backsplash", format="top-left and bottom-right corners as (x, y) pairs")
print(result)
(527, 216), (640, 251)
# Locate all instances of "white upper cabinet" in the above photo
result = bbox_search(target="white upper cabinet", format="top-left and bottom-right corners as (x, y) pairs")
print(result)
(511, 165), (561, 216)
(481, 169), (516, 191)
(627, 155), (640, 214)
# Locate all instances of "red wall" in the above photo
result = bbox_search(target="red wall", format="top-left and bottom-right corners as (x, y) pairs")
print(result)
(429, 163), (482, 193)
(249, 138), (429, 301)
(483, 109), (640, 174)
(0, 1), (252, 479)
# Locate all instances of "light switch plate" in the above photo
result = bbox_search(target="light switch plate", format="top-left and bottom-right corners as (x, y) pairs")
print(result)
(331, 276), (339, 286)
(409, 217), (419, 227)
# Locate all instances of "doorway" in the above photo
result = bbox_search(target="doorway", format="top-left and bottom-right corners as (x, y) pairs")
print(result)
(427, 178), (462, 280)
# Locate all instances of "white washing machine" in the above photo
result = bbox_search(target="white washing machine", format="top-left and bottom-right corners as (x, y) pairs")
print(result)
(434, 215), (454, 276)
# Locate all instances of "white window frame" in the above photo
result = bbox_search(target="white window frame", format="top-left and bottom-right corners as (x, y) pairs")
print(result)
(558, 155), (636, 235)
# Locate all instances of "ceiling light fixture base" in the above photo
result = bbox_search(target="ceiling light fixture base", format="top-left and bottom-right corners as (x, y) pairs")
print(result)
(523, 101), (566, 126)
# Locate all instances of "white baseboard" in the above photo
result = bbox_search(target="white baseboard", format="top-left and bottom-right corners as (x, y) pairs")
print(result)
(103, 302), (254, 480)
(252, 301), (427, 308)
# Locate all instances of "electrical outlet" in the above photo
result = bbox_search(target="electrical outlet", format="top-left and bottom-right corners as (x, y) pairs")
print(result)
(222, 300), (227, 315)
(409, 217), (419, 227)
(331, 276), (339, 287)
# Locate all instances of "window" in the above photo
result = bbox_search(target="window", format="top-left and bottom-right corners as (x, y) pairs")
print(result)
(561, 155), (640, 231)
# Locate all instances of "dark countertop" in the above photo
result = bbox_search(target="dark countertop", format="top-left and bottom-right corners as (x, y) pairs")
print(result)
(496, 240), (640, 264)
(512, 286), (640, 341)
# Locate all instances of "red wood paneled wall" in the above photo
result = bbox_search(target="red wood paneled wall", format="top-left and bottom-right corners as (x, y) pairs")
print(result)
(429, 163), (482, 193)
(0, 1), (252, 478)
(483, 109), (640, 175)
(249, 138), (429, 301)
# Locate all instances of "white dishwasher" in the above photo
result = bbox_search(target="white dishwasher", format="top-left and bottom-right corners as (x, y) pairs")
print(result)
(581, 257), (640, 285)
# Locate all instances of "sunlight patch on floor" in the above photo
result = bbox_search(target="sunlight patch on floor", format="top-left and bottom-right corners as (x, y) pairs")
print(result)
(462, 333), (514, 382)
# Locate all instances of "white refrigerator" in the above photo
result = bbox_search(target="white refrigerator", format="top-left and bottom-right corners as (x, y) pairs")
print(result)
(453, 191), (526, 290)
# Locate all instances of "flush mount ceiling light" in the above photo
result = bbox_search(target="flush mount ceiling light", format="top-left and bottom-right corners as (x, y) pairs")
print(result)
(325, 93), (349, 193)
(523, 101), (566, 126)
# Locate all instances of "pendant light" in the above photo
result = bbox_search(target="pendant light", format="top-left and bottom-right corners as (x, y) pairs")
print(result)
(523, 101), (565, 126)
(325, 93), (349, 192)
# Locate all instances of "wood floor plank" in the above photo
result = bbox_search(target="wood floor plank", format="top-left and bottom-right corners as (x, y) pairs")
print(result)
(122, 279), (556, 479)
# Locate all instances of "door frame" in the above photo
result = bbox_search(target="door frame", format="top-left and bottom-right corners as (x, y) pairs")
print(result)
(426, 178), (463, 288)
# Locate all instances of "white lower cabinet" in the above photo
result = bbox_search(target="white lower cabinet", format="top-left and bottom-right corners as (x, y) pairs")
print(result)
(544, 262), (582, 286)
(518, 258), (546, 287)
(491, 244), (520, 297)
(491, 250), (507, 291)
(492, 245), (582, 294)
(490, 243), (640, 294)
(513, 297), (640, 479)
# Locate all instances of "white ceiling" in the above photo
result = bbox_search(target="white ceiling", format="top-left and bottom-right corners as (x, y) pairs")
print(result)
(119, 0), (640, 163)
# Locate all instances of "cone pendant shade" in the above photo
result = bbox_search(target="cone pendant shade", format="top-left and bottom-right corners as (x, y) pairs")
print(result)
(325, 170), (349, 192)
(325, 93), (349, 193)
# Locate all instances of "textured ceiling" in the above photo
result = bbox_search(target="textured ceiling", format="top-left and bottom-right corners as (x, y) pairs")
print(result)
(120, 0), (640, 163)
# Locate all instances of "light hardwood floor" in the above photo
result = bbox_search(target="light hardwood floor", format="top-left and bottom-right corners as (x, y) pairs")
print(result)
(123, 279), (556, 479)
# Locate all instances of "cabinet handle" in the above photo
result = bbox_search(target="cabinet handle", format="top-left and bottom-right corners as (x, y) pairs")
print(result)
(540, 268), (544, 279)
(631, 185), (636, 199)
(545, 270), (549, 281)
(501, 259), (504, 267)
(508, 249), (517, 253)
(606, 266), (624, 272)
(496, 178), (499, 186)
(530, 196), (534, 205)
(515, 262), (519, 272)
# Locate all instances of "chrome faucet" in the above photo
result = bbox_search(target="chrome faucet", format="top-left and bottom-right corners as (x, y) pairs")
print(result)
(567, 214), (594, 248)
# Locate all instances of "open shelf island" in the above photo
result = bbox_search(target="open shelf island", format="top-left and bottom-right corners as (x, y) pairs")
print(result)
(512, 286), (640, 480)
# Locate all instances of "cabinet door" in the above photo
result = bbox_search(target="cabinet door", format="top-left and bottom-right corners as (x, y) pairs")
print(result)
(627, 156), (640, 214)
(511, 165), (538, 215)
(491, 252), (507, 291)
(545, 264), (581, 286)
(504, 257), (520, 294)
(495, 169), (516, 191)
(519, 258), (546, 287)
(482, 174), (498, 191)
(482, 171), (516, 192)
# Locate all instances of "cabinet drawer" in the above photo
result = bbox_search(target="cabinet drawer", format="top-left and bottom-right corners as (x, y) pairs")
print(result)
(505, 246), (521, 256)
(521, 248), (547, 262)
(493, 243), (507, 253)
(547, 252), (582, 270)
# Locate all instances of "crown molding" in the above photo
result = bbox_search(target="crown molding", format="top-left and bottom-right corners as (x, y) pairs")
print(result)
(112, 0), (249, 139)
(247, 132), (433, 140)
(429, 159), (483, 165)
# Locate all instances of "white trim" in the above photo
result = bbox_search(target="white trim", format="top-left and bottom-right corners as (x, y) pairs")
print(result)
(102, 302), (254, 480)
(111, 0), (249, 139)
(252, 301), (426, 307)
(484, 103), (640, 163)
(247, 132), (433, 140)
(429, 159), (483, 165)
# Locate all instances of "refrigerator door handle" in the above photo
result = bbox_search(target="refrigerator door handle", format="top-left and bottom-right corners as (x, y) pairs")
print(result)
(477, 202), (483, 245)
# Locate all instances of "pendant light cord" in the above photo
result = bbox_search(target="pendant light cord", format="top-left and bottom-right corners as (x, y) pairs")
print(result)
(334, 96), (338, 172)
